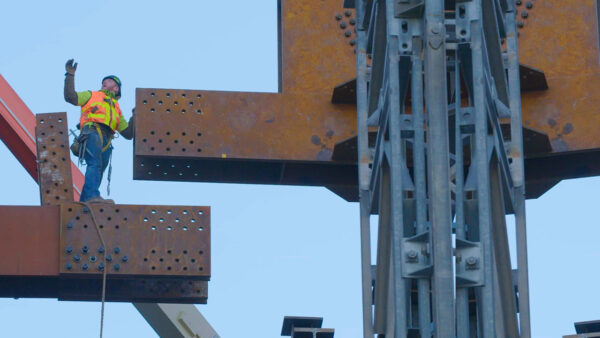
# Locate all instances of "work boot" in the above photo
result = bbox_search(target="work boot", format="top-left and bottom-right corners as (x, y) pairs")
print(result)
(86, 196), (115, 204)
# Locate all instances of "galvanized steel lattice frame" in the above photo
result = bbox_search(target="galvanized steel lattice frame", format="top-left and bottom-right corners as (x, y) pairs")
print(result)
(353, 0), (531, 336)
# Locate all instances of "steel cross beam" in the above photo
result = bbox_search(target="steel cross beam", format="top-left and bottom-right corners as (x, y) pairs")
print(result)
(353, 0), (529, 336)
(132, 0), (600, 202)
(0, 78), (220, 336)
(0, 112), (211, 303)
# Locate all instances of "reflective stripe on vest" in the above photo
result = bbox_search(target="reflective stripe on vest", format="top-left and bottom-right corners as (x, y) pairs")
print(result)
(80, 91), (122, 132)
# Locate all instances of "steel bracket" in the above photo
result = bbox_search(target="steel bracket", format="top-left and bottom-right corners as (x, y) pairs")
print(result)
(455, 238), (484, 287)
(401, 231), (432, 278)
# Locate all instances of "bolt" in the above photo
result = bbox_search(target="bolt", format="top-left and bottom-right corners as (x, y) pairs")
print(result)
(82, 206), (90, 214)
(82, 245), (89, 254)
(106, 254), (113, 262)
(517, 21), (524, 28)
(340, 22), (347, 29)
(349, 18), (356, 26)
(121, 255), (129, 263)
(407, 250), (418, 259)
(345, 30), (352, 37)
(73, 254), (81, 262)
(66, 221), (74, 229)
(526, 1), (532, 9)
(344, 10), (352, 17)
(66, 262), (73, 270)
(516, 0), (522, 5)
(65, 245), (73, 254)
(335, 13), (342, 21)
(349, 39), (356, 46)
(521, 11), (528, 18)
(82, 263), (89, 271)
(114, 247), (120, 254)
(98, 263), (105, 271)
(466, 256), (478, 266)
(98, 246), (105, 254)
(90, 255), (97, 263)
(114, 263), (121, 271)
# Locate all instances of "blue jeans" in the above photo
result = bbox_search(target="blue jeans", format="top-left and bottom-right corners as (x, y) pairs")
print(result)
(80, 126), (113, 202)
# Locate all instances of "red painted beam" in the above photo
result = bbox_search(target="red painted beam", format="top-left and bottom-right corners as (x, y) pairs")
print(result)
(0, 74), (84, 199)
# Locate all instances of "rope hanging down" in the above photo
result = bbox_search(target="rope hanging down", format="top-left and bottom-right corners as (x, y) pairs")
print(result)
(77, 202), (108, 338)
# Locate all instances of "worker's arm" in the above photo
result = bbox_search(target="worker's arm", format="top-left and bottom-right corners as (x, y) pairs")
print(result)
(118, 109), (135, 140)
(64, 59), (78, 105)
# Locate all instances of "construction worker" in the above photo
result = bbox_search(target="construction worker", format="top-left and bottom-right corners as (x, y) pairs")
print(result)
(64, 59), (134, 203)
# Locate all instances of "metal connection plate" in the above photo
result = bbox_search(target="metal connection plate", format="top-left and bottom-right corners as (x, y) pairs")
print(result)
(58, 277), (208, 303)
(133, 0), (358, 188)
(59, 203), (210, 278)
(35, 112), (74, 205)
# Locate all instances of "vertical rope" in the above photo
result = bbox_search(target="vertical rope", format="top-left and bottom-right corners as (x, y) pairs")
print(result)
(77, 202), (108, 338)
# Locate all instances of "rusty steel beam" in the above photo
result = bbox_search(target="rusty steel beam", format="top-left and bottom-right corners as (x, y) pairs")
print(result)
(35, 113), (75, 205)
(0, 112), (211, 303)
(59, 203), (210, 278)
(134, 0), (358, 194)
(0, 205), (209, 303)
(133, 0), (600, 200)
(0, 75), (84, 199)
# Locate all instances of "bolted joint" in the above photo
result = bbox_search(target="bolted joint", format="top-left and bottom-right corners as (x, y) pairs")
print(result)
(113, 263), (121, 271)
(82, 245), (89, 254)
(65, 245), (73, 254)
(466, 256), (479, 270)
(121, 255), (129, 263)
(113, 247), (121, 254)
(73, 254), (81, 262)
(406, 249), (419, 263)
(81, 263), (89, 271)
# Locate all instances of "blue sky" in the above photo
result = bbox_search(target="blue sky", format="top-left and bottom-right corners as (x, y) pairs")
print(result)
(0, 1), (599, 337)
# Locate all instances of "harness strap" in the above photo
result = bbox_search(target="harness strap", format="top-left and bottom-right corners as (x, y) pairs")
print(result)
(94, 124), (113, 152)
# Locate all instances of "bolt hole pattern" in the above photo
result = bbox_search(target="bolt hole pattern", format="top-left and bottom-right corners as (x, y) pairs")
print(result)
(140, 90), (205, 154)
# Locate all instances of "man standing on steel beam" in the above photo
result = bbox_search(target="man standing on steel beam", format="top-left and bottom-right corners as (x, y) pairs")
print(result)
(64, 59), (134, 203)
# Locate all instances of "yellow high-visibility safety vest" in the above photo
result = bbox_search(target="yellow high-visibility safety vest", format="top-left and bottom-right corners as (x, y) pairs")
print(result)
(80, 91), (122, 132)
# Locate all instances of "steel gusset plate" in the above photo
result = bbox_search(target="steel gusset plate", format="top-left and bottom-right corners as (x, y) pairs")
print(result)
(59, 203), (210, 279)
(35, 113), (74, 205)
(133, 1), (360, 189)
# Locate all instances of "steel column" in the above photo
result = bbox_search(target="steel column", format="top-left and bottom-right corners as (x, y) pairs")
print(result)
(506, 5), (531, 337)
(356, 0), (375, 336)
(424, 0), (454, 336)
(411, 30), (431, 338)
(471, 1), (496, 335)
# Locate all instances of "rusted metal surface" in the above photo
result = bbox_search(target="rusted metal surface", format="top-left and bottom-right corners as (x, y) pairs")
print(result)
(519, 0), (600, 153)
(1, 110), (211, 303)
(0, 206), (59, 276)
(0, 204), (208, 303)
(134, 0), (358, 186)
(35, 113), (74, 205)
(0, 75), (84, 199)
(132, 0), (600, 199)
(59, 203), (210, 278)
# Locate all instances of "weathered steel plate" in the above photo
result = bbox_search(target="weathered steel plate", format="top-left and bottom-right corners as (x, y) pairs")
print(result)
(35, 112), (74, 205)
(59, 203), (210, 278)
(133, 1), (358, 185)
